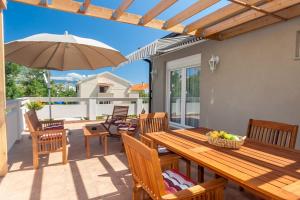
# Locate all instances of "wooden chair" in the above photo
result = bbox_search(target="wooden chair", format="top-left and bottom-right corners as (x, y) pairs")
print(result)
(103, 105), (129, 136)
(24, 110), (68, 169)
(122, 133), (227, 200)
(139, 112), (192, 178)
(247, 119), (298, 149)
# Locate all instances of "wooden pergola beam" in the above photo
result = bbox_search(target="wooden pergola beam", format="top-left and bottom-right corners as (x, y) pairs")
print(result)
(183, 0), (264, 34)
(201, 0), (300, 37)
(228, 0), (286, 21)
(112, 0), (134, 20)
(78, 0), (91, 14)
(0, 0), (7, 176)
(217, 3), (300, 40)
(139, 0), (178, 25)
(163, 0), (220, 30)
(12, 0), (191, 35)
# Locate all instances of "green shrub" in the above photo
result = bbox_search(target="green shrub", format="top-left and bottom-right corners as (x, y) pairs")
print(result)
(26, 101), (44, 111)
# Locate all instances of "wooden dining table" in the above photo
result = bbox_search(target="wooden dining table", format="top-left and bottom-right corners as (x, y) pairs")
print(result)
(145, 128), (300, 200)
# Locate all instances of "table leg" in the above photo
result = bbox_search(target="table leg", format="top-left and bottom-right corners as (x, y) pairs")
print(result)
(86, 137), (90, 158)
(104, 136), (108, 156)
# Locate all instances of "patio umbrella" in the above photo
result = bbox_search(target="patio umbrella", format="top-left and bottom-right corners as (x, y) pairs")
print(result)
(5, 32), (127, 70)
(5, 32), (127, 119)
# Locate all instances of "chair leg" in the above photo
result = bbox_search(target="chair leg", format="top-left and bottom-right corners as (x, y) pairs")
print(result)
(33, 150), (39, 169)
(62, 146), (67, 164)
(185, 159), (191, 178)
(32, 139), (39, 169)
(198, 165), (204, 183)
(132, 185), (142, 200)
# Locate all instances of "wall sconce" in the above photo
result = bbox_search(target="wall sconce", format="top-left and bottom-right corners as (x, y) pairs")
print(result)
(208, 55), (220, 72)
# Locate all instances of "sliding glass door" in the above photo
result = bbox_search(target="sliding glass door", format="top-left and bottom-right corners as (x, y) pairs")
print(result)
(170, 69), (182, 124)
(185, 67), (200, 127)
(168, 66), (200, 127)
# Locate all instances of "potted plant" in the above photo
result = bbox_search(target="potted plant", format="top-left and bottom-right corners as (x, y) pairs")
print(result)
(26, 101), (44, 111)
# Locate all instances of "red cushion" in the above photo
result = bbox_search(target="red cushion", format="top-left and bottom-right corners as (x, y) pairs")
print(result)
(162, 169), (195, 194)
(44, 125), (64, 130)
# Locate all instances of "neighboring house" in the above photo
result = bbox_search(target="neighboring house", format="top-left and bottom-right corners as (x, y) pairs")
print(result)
(130, 82), (149, 95)
(76, 71), (138, 103)
(126, 16), (300, 147)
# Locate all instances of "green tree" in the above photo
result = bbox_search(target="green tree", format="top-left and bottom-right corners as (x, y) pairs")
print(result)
(22, 69), (48, 97)
(5, 62), (24, 99)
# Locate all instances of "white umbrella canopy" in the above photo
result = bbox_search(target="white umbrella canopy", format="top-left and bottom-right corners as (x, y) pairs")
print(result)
(5, 32), (127, 70)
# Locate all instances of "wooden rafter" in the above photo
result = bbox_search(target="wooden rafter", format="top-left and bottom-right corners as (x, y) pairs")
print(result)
(111, 0), (134, 20)
(39, 0), (49, 6)
(217, 3), (300, 40)
(0, 0), (6, 9)
(201, 0), (300, 37)
(228, 0), (286, 21)
(184, 0), (265, 34)
(12, 0), (191, 34)
(163, 0), (220, 30)
(78, 0), (91, 14)
(139, 0), (177, 25)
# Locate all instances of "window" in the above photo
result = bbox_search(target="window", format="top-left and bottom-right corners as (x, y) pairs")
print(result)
(98, 101), (111, 104)
(296, 31), (300, 59)
(99, 86), (109, 93)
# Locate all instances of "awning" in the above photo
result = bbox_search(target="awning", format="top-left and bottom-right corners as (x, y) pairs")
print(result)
(120, 35), (203, 65)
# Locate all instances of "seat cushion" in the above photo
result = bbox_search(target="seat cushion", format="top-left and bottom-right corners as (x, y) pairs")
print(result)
(158, 146), (170, 154)
(162, 169), (195, 194)
(117, 124), (137, 131)
(44, 125), (64, 130)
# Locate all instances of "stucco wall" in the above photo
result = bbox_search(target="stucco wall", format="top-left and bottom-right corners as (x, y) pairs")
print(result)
(152, 17), (300, 148)
(78, 73), (130, 98)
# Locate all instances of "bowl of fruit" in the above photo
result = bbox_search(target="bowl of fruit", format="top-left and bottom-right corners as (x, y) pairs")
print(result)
(206, 130), (246, 149)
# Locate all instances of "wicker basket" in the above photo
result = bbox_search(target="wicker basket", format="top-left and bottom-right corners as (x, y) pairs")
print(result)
(206, 132), (245, 149)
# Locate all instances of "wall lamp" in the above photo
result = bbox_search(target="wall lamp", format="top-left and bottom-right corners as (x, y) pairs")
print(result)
(208, 55), (220, 72)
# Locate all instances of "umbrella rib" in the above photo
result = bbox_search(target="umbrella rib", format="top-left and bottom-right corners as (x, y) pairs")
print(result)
(44, 43), (61, 70)
(84, 45), (118, 67)
(72, 44), (95, 70)
(30, 43), (58, 67)
(61, 43), (66, 71)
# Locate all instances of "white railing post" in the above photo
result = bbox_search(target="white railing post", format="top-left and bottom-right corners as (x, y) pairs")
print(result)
(88, 98), (96, 120)
(136, 98), (143, 115)
(17, 99), (24, 140)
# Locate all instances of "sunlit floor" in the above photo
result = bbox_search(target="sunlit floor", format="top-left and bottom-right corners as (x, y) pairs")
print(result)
(0, 122), (259, 200)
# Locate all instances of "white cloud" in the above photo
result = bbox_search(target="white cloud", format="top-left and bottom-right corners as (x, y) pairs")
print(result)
(51, 73), (87, 82)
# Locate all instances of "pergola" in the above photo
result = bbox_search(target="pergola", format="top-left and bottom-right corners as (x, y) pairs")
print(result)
(0, 0), (300, 176)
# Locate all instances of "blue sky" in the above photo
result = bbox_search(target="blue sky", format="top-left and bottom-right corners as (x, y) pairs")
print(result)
(4, 0), (228, 84)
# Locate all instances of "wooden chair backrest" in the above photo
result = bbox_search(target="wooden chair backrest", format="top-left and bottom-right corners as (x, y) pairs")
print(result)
(247, 119), (299, 149)
(122, 133), (166, 199)
(139, 112), (169, 134)
(24, 110), (42, 132)
(112, 106), (129, 119)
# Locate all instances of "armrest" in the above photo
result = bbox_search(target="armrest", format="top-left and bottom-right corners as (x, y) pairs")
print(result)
(162, 178), (227, 200)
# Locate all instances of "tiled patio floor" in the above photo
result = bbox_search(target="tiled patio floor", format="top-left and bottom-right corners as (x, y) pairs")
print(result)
(0, 122), (259, 200)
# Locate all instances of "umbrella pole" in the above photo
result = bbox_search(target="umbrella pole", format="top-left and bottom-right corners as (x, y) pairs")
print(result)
(47, 71), (52, 120)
